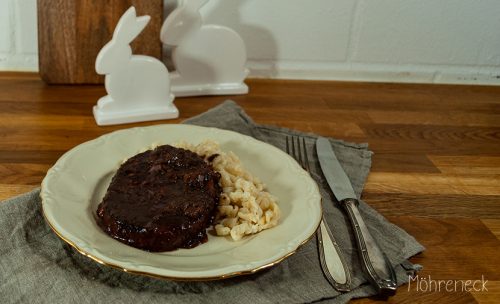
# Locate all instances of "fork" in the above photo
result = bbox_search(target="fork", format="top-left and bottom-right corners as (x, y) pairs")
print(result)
(286, 136), (352, 292)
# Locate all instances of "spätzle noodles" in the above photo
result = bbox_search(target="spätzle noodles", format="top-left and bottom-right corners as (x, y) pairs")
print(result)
(175, 140), (280, 241)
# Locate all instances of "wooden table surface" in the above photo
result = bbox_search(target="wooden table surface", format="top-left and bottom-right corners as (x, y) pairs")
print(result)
(1, 72), (499, 303)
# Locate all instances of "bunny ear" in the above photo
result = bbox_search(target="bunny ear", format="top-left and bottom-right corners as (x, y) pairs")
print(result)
(113, 6), (151, 44)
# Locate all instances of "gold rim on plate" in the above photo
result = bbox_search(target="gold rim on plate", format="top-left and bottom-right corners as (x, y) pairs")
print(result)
(42, 200), (322, 281)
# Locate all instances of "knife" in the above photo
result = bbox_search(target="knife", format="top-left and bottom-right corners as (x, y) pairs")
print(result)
(316, 137), (398, 296)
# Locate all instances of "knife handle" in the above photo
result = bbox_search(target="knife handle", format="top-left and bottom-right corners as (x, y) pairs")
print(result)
(317, 216), (352, 292)
(341, 198), (398, 296)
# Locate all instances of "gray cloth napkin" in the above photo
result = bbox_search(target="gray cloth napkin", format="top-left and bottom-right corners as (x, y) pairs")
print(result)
(0, 100), (424, 303)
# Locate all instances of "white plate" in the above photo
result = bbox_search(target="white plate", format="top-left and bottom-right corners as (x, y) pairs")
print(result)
(41, 125), (322, 280)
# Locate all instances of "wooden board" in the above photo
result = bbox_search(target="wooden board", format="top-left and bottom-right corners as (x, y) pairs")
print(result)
(37, 0), (163, 84)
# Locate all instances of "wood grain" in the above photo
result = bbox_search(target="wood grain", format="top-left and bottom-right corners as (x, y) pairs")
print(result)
(37, 0), (163, 84)
(0, 184), (38, 201)
(361, 193), (500, 219)
(429, 156), (500, 174)
(364, 172), (500, 195)
(471, 281), (500, 304)
(481, 220), (500, 240)
(1, 72), (500, 303)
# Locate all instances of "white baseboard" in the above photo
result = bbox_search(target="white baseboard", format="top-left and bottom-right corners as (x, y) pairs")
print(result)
(247, 60), (500, 86)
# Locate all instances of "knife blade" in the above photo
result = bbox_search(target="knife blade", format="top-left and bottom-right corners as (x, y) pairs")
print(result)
(315, 138), (357, 202)
(316, 137), (398, 296)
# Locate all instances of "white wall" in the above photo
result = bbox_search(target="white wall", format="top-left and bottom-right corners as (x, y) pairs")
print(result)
(0, 0), (38, 71)
(1, 0), (500, 85)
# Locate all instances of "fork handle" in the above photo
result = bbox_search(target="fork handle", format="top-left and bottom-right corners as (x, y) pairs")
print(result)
(341, 198), (397, 296)
(317, 216), (351, 292)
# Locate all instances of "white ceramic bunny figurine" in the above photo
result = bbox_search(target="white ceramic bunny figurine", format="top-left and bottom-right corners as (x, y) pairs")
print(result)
(94, 6), (178, 126)
(160, 0), (249, 97)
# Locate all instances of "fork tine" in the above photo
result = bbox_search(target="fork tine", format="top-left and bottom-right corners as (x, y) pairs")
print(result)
(287, 136), (309, 171)
(286, 136), (290, 154)
(302, 137), (310, 171)
(296, 136), (303, 168)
